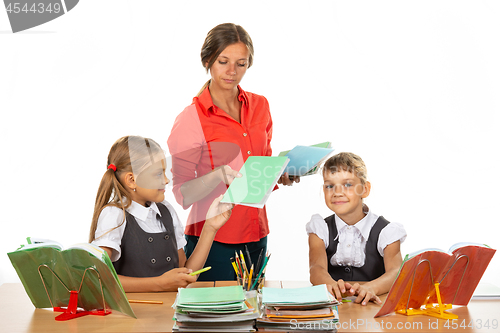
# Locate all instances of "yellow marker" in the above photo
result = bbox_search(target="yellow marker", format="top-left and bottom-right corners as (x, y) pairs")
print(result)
(189, 266), (212, 276)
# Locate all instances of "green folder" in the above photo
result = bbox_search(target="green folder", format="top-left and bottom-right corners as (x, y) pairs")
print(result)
(221, 156), (289, 208)
(261, 284), (334, 306)
(177, 285), (245, 306)
(7, 238), (136, 318)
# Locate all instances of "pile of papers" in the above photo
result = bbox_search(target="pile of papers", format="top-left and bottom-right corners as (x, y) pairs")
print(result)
(173, 285), (259, 332)
(256, 284), (339, 332)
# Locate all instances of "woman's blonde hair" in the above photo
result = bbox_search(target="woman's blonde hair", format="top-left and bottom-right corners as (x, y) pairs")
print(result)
(322, 152), (368, 185)
(89, 136), (163, 242)
(197, 23), (254, 96)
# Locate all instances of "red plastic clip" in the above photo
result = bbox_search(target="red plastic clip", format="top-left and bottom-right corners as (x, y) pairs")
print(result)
(53, 290), (111, 321)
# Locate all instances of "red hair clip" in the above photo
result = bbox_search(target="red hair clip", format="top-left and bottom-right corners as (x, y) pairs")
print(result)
(108, 164), (117, 172)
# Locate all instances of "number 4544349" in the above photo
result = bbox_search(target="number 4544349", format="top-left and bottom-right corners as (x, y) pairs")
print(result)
(444, 319), (498, 330)
(6, 2), (62, 14)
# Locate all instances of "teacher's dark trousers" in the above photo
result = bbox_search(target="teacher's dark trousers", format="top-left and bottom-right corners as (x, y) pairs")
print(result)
(184, 235), (267, 281)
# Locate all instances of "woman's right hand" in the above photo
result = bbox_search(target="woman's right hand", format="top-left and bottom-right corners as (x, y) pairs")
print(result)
(156, 267), (197, 291)
(218, 165), (242, 185)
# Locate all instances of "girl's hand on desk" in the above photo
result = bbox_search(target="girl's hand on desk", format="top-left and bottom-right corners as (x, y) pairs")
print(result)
(327, 279), (349, 302)
(344, 282), (382, 306)
(157, 268), (197, 291)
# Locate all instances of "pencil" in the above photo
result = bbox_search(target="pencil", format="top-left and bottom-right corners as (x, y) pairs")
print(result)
(230, 257), (239, 277)
(247, 264), (254, 290)
(235, 252), (243, 277)
(251, 253), (270, 290)
(128, 300), (163, 304)
(240, 250), (249, 276)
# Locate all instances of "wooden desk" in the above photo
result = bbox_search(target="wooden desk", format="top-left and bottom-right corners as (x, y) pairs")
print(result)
(1, 282), (499, 333)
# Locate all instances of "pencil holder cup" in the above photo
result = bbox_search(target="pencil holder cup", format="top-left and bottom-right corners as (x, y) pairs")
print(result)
(237, 275), (265, 292)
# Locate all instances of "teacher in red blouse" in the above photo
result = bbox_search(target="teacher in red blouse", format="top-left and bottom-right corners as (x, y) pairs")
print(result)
(167, 23), (298, 281)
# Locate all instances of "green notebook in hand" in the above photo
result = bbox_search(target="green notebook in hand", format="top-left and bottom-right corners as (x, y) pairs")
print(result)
(7, 237), (136, 318)
(221, 156), (289, 208)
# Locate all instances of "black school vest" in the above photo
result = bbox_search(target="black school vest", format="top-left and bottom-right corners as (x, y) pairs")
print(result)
(113, 203), (179, 277)
(325, 214), (389, 281)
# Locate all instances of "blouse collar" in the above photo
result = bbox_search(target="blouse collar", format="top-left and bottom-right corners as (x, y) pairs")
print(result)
(127, 200), (162, 222)
(334, 205), (375, 241)
(196, 85), (248, 116)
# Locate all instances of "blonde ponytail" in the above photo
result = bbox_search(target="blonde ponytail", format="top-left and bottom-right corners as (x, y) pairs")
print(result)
(196, 79), (211, 97)
(89, 167), (130, 242)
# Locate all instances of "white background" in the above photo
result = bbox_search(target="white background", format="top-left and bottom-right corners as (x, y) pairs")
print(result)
(1, 1), (499, 288)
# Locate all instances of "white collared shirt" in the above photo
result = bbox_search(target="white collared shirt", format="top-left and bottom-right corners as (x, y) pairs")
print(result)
(306, 208), (406, 267)
(92, 200), (187, 262)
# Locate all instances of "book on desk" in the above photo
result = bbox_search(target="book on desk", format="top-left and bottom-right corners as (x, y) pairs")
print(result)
(7, 237), (135, 320)
(376, 242), (496, 319)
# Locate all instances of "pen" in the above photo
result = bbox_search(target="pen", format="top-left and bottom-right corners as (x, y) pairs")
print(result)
(189, 266), (212, 276)
(245, 245), (253, 268)
(255, 248), (264, 276)
(128, 300), (163, 304)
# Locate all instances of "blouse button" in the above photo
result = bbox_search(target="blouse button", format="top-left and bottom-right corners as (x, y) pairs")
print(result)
(166, 257), (171, 262)
(347, 244), (351, 248)
(247, 150), (251, 155)
(164, 235), (170, 240)
(243, 133), (247, 137)
(148, 237), (154, 243)
(151, 258), (156, 264)
(344, 266), (351, 273)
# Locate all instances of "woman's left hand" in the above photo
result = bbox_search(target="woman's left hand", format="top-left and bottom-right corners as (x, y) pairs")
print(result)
(278, 172), (300, 186)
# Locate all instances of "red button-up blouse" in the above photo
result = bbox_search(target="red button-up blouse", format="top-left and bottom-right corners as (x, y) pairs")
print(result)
(167, 86), (274, 244)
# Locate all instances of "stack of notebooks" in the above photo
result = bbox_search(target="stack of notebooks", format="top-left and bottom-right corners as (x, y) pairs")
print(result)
(172, 285), (259, 332)
(256, 284), (340, 332)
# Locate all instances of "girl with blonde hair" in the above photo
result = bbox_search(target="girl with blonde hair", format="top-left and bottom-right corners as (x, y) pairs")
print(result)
(90, 136), (232, 292)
